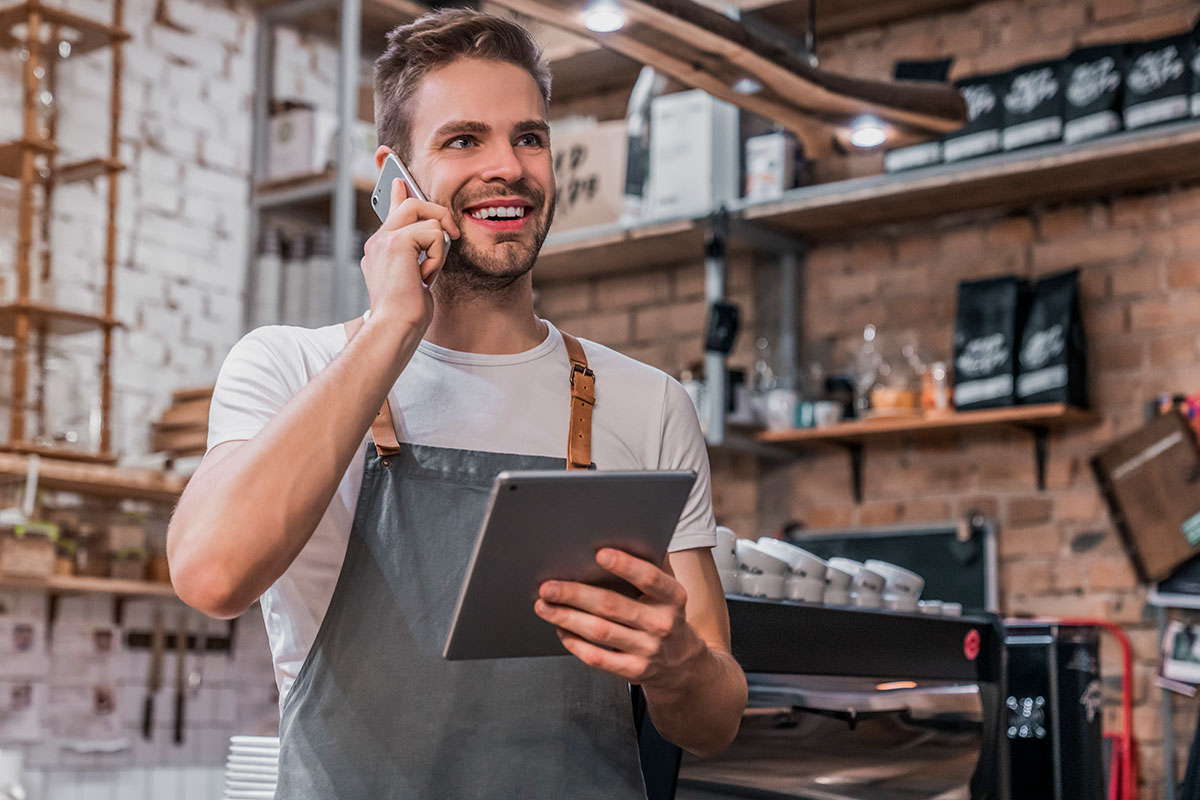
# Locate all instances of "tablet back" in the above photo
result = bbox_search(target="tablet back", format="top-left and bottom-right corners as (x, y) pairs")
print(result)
(444, 470), (696, 660)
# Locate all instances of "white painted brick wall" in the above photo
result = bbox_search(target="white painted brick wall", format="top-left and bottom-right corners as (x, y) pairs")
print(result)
(0, 0), (352, 795)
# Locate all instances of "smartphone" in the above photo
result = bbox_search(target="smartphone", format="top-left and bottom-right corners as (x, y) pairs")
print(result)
(371, 153), (452, 263)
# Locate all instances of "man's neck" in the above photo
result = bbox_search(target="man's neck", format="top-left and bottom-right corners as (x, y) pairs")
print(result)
(424, 274), (547, 354)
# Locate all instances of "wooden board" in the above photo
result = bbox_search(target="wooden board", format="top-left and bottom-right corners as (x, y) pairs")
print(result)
(487, 0), (965, 154)
(149, 428), (208, 455)
(52, 157), (124, 184)
(0, 452), (186, 503)
(0, 137), (55, 180)
(171, 386), (214, 404)
(0, 443), (118, 465)
(0, 302), (117, 337)
(0, 573), (176, 597)
(756, 403), (1097, 446)
(742, 0), (981, 38)
(0, 1), (130, 56)
(745, 120), (1200, 237)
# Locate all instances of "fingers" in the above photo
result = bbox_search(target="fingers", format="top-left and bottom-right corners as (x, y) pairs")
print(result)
(595, 549), (687, 606)
(383, 182), (461, 240)
(556, 630), (647, 682)
(538, 580), (646, 629)
(535, 599), (654, 656)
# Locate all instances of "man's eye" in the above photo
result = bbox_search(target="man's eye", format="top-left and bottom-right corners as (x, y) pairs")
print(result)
(446, 136), (474, 149)
(517, 133), (547, 147)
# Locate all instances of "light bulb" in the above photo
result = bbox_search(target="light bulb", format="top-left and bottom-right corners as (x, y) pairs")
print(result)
(847, 114), (887, 149)
(732, 77), (762, 94)
(584, 3), (625, 33)
(58, 40), (71, 59)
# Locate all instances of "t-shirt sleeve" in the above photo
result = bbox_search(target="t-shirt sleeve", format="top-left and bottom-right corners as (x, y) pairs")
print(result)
(207, 326), (302, 451)
(658, 376), (718, 552)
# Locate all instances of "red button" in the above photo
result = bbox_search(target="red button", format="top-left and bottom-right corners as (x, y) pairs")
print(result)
(964, 629), (981, 661)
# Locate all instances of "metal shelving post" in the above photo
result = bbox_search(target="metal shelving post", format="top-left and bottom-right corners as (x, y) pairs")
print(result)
(333, 0), (363, 320)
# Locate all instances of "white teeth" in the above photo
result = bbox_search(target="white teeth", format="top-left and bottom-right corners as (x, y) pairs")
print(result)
(470, 205), (527, 220)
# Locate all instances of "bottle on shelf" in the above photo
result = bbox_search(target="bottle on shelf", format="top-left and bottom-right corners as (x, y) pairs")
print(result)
(281, 231), (310, 327)
(251, 227), (283, 328)
(305, 227), (335, 328)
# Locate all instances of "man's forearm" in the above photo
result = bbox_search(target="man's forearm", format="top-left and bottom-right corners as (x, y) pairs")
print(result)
(643, 646), (747, 758)
(169, 313), (424, 617)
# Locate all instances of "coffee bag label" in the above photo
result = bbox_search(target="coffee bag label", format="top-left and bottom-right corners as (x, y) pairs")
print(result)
(1128, 46), (1185, 96)
(963, 84), (998, 121)
(1005, 68), (1059, 114)
(1068, 58), (1120, 108)
(958, 333), (1009, 377)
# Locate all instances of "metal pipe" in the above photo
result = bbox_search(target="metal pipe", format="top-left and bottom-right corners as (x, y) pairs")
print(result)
(777, 250), (798, 391)
(244, 15), (275, 333)
(704, 211), (728, 446)
(332, 0), (362, 323)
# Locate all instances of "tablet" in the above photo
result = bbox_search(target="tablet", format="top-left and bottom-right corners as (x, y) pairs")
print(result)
(443, 469), (697, 660)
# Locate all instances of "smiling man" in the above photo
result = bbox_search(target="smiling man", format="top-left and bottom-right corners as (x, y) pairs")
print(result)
(167, 9), (745, 798)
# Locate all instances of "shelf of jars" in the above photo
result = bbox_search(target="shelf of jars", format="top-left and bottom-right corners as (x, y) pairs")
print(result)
(0, 451), (186, 501)
(0, 572), (175, 598)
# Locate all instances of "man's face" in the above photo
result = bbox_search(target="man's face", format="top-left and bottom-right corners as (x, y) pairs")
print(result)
(405, 57), (555, 291)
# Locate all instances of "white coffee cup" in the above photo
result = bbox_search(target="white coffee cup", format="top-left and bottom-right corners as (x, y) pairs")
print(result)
(740, 572), (786, 599)
(735, 540), (789, 577)
(718, 568), (740, 594)
(851, 566), (886, 608)
(942, 602), (963, 617)
(813, 400), (843, 428)
(824, 588), (851, 605)
(865, 560), (925, 611)
(763, 388), (800, 431)
(785, 575), (824, 603)
(756, 538), (827, 582)
(918, 600), (944, 615)
(827, 557), (863, 578)
(712, 527), (738, 571)
(823, 563), (853, 604)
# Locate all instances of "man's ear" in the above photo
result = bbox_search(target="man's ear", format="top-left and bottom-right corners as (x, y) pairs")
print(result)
(374, 145), (395, 170)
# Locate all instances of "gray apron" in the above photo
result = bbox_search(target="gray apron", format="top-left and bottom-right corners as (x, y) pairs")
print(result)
(274, 330), (647, 799)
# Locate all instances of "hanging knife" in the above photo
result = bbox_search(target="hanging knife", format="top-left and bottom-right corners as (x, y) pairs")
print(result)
(173, 612), (187, 745)
(143, 606), (165, 740)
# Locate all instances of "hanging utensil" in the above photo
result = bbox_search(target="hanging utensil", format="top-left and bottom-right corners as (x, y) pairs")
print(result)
(142, 606), (164, 741)
(173, 612), (187, 745)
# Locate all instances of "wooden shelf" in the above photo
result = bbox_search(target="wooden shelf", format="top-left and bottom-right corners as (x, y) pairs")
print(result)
(0, 573), (175, 598)
(0, 443), (116, 465)
(253, 172), (379, 227)
(534, 120), (1200, 282)
(51, 156), (124, 184)
(0, 1), (131, 56)
(0, 302), (119, 337)
(0, 137), (55, 180)
(757, 403), (1097, 446)
(743, 119), (1200, 238)
(0, 451), (186, 503)
(756, 403), (1097, 503)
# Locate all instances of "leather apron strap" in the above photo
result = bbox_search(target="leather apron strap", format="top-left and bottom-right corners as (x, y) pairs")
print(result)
(560, 331), (594, 471)
(342, 318), (593, 467)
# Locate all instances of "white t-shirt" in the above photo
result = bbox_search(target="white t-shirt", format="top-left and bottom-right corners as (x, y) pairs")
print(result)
(207, 319), (717, 705)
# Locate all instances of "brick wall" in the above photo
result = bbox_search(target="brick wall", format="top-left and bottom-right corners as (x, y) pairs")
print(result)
(545, 0), (1200, 795)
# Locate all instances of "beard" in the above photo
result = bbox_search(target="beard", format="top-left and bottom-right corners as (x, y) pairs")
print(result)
(438, 181), (556, 296)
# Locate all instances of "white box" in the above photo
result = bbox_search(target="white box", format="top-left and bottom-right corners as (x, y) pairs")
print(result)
(549, 119), (627, 233)
(744, 131), (796, 202)
(267, 109), (378, 184)
(647, 90), (738, 220)
(267, 107), (338, 182)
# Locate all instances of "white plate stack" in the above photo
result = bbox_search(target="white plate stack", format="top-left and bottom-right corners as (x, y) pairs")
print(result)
(223, 735), (279, 799)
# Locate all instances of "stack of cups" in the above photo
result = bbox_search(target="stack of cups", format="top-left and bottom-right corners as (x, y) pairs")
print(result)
(712, 527), (739, 593)
(755, 538), (827, 602)
(865, 560), (925, 612)
(734, 539), (789, 599)
(827, 558), (887, 608)
(823, 559), (854, 605)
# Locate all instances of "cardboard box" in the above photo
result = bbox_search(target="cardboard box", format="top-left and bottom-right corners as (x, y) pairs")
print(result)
(744, 131), (798, 201)
(267, 107), (377, 184)
(1124, 33), (1193, 130)
(647, 90), (739, 220)
(1001, 60), (1064, 151)
(549, 119), (627, 233)
(1092, 410), (1200, 582)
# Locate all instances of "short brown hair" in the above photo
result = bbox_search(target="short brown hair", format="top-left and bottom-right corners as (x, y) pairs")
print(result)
(374, 9), (552, 162)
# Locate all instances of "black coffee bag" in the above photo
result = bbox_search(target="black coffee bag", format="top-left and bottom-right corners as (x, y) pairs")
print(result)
(1061, 45), (1125, 145)
(1192, 21), (1200, 117)
(1124, 33), (1193, 130)
(1002, 60), (1065, 151)
(943, 73), (1006, 163)
(1017, 270), (1088, 407)
(954, 276), (1025, 410)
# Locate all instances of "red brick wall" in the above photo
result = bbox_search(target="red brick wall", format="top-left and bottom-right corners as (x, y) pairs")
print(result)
(540, 0), (1200, 794)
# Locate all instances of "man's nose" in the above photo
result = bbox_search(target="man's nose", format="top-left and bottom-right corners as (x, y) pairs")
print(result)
(479, 142), (524, 183)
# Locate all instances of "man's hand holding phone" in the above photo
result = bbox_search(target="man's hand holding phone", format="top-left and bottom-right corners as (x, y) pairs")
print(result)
(360, 172), (460, 331)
